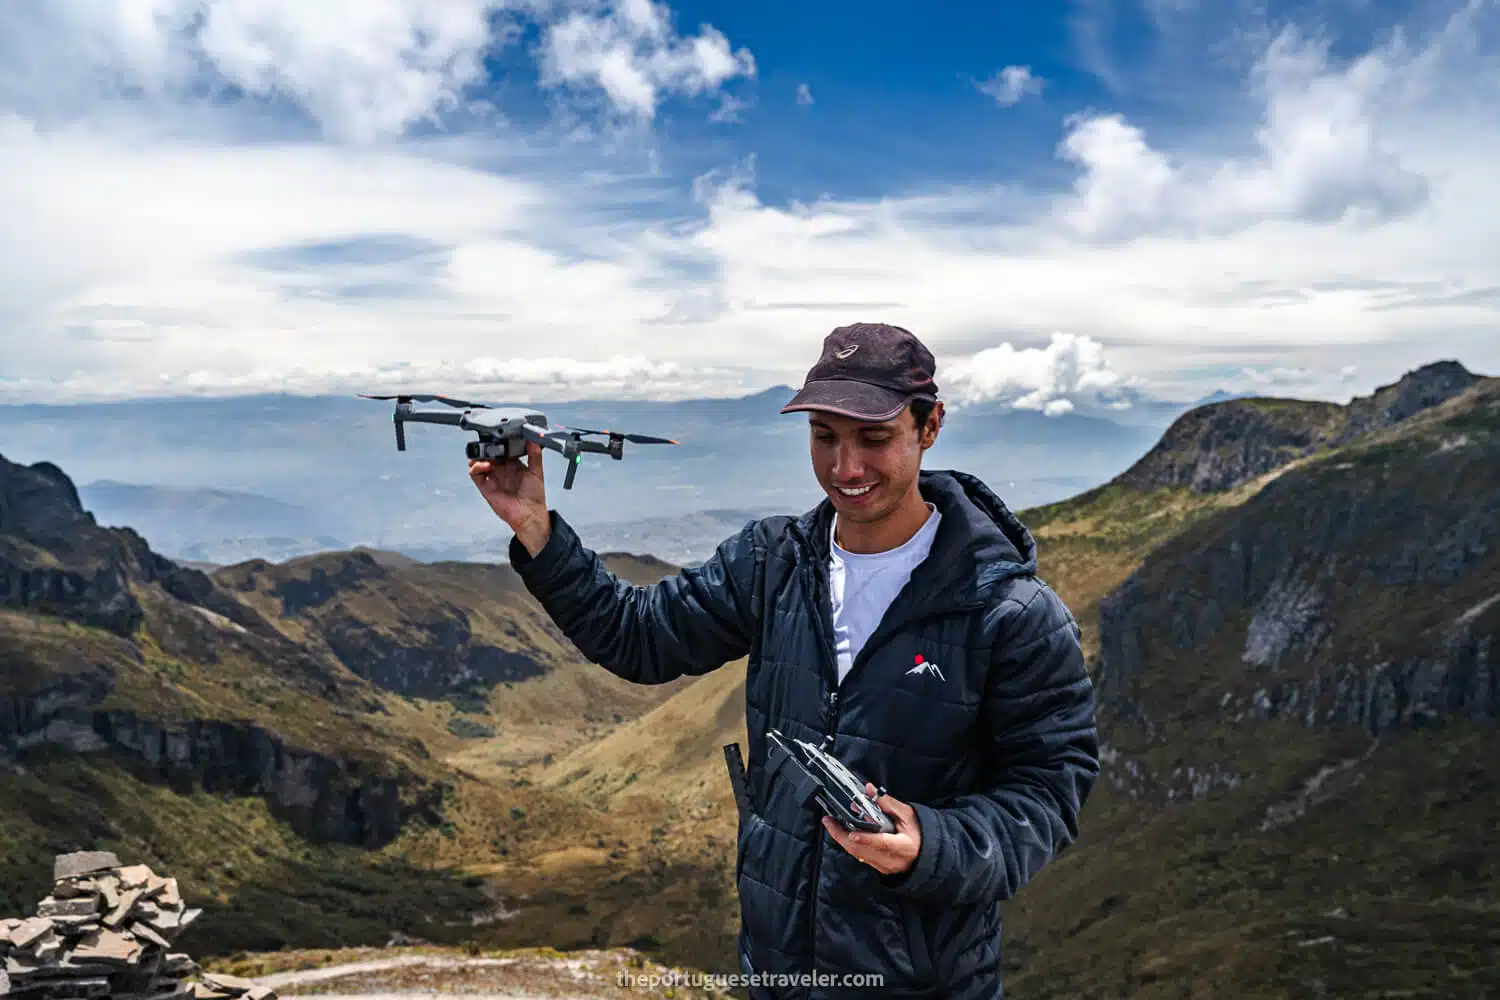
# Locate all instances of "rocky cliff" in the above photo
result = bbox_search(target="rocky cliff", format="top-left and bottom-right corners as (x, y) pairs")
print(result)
(1117, 360), (1481, 493)
(212, 552), (561, 700)
(0, 664), (440, 846)
(1096, 375), (1499, 740)
(0, 453), (439, 847)
(1, 458), (282, 640)
(975, 372), (1500, 998)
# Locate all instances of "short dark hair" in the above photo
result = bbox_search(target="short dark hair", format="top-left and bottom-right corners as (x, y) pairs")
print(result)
(909, 397), (942, 430)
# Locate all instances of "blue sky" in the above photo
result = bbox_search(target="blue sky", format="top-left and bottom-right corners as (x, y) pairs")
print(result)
(1, 0), (1498, 414)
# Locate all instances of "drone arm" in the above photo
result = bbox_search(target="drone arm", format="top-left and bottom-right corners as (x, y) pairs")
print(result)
(401, 411), (465, 427)
(508, 512), (759, 686)
(521, 425), (612, 489)
(392, 408), (465, 450)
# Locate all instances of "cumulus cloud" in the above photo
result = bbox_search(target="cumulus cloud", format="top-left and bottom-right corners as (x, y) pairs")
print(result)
(1057, 25), (1431, 241)
(537, 0), (755, 121)
(1, 0), (1498, 405)
(975, 65), (1044, 106)
(0, 0), (753, 141)
(941, 333), (1128, 415)
(0, 0), (522, 143)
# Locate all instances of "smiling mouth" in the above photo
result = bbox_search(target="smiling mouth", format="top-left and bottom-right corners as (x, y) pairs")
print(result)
(836, 484), (875, 496)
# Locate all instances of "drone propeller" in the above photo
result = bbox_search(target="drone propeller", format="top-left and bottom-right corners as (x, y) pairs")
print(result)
(358, 392), (495, 409)
(556, 426), (680, 445)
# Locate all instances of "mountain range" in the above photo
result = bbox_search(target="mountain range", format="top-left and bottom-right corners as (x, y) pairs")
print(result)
(2, 359), (1495, 998)
(2, 385), (1195, 567)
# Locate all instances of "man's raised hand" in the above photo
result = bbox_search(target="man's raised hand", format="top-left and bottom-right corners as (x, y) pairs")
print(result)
(469, 440), (551, 556)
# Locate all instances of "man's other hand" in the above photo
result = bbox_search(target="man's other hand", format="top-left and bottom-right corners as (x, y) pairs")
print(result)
(469, 441), (551, 556)
(822, 783), (921, 875)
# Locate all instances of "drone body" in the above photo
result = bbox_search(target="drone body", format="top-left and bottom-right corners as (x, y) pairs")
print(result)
(360, 393), (677, 489)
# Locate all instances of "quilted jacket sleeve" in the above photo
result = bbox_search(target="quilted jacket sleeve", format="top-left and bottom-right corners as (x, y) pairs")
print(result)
(508, 509), (758, 685)
(885, 581), (1100, 905)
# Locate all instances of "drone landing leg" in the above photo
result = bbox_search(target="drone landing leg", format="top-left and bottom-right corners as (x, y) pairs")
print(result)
(563, 455), (580, 489)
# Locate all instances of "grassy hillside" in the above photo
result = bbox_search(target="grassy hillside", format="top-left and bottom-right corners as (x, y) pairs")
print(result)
(992, 375), (1500, 997)
(537, 656), (749, 813)
(211, 547), (697, 776)
(0, 455), (712, 967)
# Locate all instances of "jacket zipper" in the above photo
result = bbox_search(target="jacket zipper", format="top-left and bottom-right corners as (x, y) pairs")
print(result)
(793, 524), (984, 991)
(804, 558), (840, 986)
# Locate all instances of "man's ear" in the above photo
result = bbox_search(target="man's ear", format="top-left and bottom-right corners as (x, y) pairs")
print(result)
(920, 402), (944, 448)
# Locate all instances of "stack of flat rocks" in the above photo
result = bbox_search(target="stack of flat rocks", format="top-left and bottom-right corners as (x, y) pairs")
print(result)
(0, 852), (274, 1000)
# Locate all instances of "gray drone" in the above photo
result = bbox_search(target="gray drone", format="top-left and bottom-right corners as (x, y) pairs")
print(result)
(361, 393), (678, 489)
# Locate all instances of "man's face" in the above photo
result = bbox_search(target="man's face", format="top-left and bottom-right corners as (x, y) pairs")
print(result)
(807, 404), (941, 523)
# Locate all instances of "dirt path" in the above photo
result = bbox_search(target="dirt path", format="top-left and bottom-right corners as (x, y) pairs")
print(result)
(255, 956), (527, 990)
(250, 949), (722, 1000)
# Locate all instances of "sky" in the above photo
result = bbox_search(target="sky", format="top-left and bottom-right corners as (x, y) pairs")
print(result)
(1, 0), (1498, 416)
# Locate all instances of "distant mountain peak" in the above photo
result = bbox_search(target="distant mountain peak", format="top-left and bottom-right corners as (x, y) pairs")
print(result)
(1195, 389), (1261, 406)
(1116, 359), (1485, 493)
(0, 453), (279, 640)
(742, 384), (797, 400)
(0, 453), (92, 538)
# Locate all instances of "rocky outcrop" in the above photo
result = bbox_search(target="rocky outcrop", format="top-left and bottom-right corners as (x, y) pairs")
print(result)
(320, 604), (548, 698)
(1333, 359), (1481, 445)
(1116, 361), (1481, 494)
(1115, 397), (1342, 494)
(0, 455), (282, 643)
(1097, 386), (1500, 739)
(228, 551), (551, 699)
(268, 554), (386, 616)
(0, 672), (440, 847)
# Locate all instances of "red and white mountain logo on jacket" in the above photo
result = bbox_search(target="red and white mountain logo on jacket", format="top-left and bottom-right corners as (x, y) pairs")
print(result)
(906, 653), (945, 681)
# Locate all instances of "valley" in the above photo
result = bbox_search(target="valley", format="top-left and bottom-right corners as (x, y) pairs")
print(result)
(3, 360), (1497, 998)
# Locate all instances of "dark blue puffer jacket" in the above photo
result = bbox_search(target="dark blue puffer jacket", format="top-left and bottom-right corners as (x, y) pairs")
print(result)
(510, 469), (1100, 999)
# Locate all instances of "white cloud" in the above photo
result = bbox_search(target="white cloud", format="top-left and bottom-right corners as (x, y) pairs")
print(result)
(0, 0), (522, 143)
(1, 0), (1498, 407)
(0, 0), (754, 140)
(796, 83), (814, 105)
(537, 0), (755, 121)
(0, 352), (748, 403)
(1056, 25), (1431, 241)
(975, 65), (1044, 106)
(941, 333), (1128, 415)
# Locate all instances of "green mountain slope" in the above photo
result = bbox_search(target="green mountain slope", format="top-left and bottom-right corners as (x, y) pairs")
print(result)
(0, 454), (698, 962)
(997, 371), (1500, 998)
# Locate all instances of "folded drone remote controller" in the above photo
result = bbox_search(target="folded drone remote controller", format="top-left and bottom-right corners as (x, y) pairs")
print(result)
(766, 728), (896, 835)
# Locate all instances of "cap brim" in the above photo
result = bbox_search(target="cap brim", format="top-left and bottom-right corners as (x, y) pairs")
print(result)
(779, 380), (918, 422)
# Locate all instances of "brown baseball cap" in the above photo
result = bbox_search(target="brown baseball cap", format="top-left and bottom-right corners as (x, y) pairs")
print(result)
(780, 322), (939, 421)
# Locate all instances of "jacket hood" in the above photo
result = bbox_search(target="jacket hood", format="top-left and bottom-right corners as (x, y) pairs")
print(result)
(793, 468), (1038, 610)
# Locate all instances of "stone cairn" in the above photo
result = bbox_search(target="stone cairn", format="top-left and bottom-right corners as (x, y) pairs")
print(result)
(1, 852), (275, 1000)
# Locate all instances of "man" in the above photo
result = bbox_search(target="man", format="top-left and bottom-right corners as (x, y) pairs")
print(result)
(469, 322), (1099, 999)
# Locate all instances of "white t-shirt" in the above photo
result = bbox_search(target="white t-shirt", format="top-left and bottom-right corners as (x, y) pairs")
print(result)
(829, 502), (941, 685)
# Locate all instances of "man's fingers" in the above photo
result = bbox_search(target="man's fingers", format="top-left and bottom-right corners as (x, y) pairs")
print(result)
(524, 440), (544, 478)
(865, 783), (913, 823)
(880, 796), (915, 824)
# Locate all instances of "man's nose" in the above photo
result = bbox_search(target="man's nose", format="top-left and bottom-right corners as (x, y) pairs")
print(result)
(833, 445), (866, 481)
